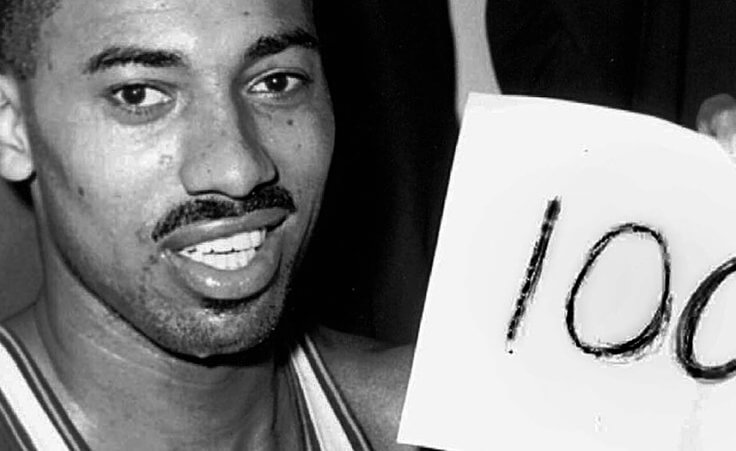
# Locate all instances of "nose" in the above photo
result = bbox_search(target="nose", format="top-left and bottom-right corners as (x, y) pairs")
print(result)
(179, 101), (277, 199)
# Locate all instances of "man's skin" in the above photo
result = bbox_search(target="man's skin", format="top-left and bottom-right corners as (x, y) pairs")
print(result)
(0, 0), (413, 449)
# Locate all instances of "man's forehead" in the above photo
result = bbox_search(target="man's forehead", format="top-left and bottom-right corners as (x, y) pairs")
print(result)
(40, 0), (312, 70)
(44, 0), (310, 42)
(49, 0), (307, 22)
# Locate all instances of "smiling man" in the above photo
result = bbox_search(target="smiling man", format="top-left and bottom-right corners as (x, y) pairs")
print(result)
(0, 0), (412, 449)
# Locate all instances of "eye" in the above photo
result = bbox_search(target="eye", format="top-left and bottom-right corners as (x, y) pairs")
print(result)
(107, 84), (174, 119)
(248, 72), (310, 98)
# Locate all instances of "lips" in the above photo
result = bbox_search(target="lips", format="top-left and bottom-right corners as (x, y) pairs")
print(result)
(158, 208), (290, 300)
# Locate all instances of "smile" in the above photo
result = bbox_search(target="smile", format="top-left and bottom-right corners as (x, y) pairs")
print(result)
(179, 229), (266, 271)
(159, 208), (290, 300)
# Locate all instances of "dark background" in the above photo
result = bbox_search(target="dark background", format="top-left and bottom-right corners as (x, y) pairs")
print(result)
(298, 0), (459, 343)
(488, 0), (736, 127)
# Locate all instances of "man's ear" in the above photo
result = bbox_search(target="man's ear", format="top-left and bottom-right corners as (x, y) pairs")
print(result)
(0, 74), (33, 182)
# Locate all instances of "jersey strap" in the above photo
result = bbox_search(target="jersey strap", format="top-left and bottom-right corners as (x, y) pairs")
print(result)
(0, 326), (89, 451)
(289, 335), (373, 451)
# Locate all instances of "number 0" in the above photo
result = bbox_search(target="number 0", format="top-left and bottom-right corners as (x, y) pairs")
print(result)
(676, 256), (736, 381)
(566, 224), (671, 360)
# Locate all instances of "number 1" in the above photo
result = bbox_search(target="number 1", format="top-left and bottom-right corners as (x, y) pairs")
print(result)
(506, 197), (561, 353)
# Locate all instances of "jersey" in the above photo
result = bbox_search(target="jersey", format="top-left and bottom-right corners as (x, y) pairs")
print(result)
(0, 326), (372, 450)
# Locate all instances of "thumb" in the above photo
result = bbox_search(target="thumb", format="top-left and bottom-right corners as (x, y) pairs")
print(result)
(696, 94), (736, 153)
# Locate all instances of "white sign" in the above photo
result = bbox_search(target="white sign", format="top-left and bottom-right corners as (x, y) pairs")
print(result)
(399, 94), (736, 450)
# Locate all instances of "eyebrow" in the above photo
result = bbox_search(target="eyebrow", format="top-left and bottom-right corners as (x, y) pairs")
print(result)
(83, 47), (186, 75)
(245, 27), (319, 61)
(82, 27), (319, 75)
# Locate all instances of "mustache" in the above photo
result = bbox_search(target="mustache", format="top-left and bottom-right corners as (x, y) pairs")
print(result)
(151, 185), (296, 242)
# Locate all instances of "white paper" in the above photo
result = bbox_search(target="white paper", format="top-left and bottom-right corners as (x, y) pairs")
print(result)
(399, 94), (736, 451)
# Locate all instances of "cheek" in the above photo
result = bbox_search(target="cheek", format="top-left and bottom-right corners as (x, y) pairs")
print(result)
(32, 143), (169, 279)
(37, 154), (143, 232)
(269, 109), (335, 183)
(34, 123), (174, 219)
(28, 89), (178, 212)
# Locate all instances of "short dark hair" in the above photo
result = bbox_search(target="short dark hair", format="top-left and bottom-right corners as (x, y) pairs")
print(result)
(0, 0), (61, 79)
(0, 0), (316, 80)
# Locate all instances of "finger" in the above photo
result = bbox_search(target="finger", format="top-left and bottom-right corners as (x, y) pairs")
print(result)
(696, 93), (736, 136)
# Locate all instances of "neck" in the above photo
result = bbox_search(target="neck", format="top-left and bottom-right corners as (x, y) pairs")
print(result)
(4, 213), (306, 449)
(15, 284), (300, 450)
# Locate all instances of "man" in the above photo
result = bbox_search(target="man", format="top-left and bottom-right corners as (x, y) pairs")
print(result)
(0, 0), (413, 449)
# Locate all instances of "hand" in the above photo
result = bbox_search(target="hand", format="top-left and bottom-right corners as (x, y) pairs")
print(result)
(696, 93), (736, 159)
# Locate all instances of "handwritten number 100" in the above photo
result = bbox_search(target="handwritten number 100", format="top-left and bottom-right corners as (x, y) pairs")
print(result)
(506, 198), (736, 382)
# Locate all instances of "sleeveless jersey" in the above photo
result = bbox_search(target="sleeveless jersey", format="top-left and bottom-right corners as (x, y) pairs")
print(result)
(0, 327), (371, 450)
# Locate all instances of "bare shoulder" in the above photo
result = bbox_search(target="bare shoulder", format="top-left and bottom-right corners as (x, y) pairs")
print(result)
(310, 327), (418, 451)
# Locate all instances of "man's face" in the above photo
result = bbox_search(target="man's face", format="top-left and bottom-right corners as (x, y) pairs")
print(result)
(24, 0), (334, 357)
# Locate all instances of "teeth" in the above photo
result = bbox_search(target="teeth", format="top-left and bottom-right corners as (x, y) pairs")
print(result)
(178, 230), (265, 271)
(181, 229), (265, 255)
(184, 248), (258, 271)
(234, 233), (251, 250)
(212, 240), (231, 253)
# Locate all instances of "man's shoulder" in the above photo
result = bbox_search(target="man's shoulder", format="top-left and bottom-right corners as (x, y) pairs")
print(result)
(2, 305), (39, 350)
(310, 327), (416, 451)
(310, 326), (414, 381)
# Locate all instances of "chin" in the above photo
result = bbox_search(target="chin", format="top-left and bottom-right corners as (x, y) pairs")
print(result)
(136, 282), (291, 361)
